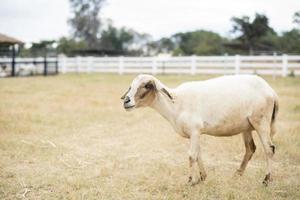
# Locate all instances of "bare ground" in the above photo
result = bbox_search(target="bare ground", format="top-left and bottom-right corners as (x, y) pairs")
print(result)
(0, 74), (300, 199)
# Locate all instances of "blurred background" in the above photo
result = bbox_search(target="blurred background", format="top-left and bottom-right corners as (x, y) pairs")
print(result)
(1, 0), (300, 57)
(1, 1), (300, 199)
(1, 0), (300, 77)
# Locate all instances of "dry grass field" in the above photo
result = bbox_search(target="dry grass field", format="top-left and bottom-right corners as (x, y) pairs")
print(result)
(0, 74), (300, 200)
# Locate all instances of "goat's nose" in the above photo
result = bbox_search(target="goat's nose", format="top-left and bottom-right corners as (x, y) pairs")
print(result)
(124, 96), (131, 104)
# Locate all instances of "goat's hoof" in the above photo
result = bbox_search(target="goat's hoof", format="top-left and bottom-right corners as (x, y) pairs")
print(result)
(188, 176), (200, 186)
(234, 169), (243, 177)
(191, 179), (200, 186)
(262, 173), (272, 186)
(200, 172), (207, 181)
(188, 176), (192, 183)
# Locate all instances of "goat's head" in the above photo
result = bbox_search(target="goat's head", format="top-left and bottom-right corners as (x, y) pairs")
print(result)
(121, 74), (173, 111)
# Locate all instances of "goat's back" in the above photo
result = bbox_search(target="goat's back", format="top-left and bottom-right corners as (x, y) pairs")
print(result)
(173, 75), (277, 135)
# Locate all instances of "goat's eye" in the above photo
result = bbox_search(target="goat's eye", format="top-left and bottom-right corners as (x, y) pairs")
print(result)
(145, 83), (152, 89)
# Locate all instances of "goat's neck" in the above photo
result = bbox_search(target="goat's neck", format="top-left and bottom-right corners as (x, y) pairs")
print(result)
(150, 87), (176, 126)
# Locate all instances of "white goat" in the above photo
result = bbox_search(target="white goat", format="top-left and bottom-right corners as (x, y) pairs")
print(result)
(121, 74), (278, 186)
(17, 64), (37, 76)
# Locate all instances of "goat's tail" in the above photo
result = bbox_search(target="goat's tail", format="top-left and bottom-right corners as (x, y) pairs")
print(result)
(270, 95), (279, 139)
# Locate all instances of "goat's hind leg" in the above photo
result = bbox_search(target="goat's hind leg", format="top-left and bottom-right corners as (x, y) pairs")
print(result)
(236, 131), (256, 176)
(248, 117), (275, 186)
(197, 149), (207, 181)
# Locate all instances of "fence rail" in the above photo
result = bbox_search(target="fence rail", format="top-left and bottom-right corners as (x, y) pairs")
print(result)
(1, 55), (300, 77)
(0, 57), (58, 76)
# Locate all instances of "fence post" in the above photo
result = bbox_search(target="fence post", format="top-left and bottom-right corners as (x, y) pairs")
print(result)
(43, 55), (47, 76)
(76, 56), (81, 73)
(55, 58), (58, 74)
(282, 54), (288, 77)
(190, 55), (196, 75)
(61, 56), (67, 73)
(88, 56), (93, 73)
(152, 57), (157, 75)
(272, 52), (277, 79)
(118, 56), (124, 75)
(235, 55), (240, 75)
(11, 45), (16, 76)
(223, 53), (228, 75)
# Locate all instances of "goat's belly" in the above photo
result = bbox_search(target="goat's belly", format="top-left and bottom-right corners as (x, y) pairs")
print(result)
(201, 120), (253, 137)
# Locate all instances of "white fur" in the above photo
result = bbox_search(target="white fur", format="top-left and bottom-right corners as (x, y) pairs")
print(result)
(18, 64), (37, 76)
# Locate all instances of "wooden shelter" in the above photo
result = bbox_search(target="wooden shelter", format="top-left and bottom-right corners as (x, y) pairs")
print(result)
(0, 33), (24, 45)
(0, 33), (24, 76)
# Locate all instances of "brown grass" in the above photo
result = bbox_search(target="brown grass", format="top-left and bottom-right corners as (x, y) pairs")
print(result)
(0, 74), (300, 199)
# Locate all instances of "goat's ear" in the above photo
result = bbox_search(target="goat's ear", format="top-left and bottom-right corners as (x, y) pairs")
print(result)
(120, 87), (130, 100)
(120, 93), (126, 100)
(145, 80), (155, 90)
(149, 78), (173, 100)
(160, 88), (173, 100)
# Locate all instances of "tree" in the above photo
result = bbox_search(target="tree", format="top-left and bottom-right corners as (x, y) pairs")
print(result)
(57, 37), (87, 56)
(172, 30), (225, 55)
(98, 22), (152, 55)
(258, 31), (280, 52)
(156, 38), (175, 53)
(20, 40), (56, 57)
(130, 33), (152, 55)
(69, 0), (105, 49)
(231, 13), (274, 54)
(99, 25), (134, 53)
(293, 11), (300, 27)
(279, 29), (300, 54)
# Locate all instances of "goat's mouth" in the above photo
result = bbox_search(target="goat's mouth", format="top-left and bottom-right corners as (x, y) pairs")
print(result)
(124, 104), (135, 111)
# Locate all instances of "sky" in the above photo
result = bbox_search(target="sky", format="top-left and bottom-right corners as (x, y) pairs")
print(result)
(0, 0), (299, 43)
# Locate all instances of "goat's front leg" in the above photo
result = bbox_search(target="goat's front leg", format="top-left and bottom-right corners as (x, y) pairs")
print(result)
(188, 131), (206, 185)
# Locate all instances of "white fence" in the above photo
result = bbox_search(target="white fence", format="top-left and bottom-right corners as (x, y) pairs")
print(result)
(58, 55), (300, 77)
(1, 55), (300, 76)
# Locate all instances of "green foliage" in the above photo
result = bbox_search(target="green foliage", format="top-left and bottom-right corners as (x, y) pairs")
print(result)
(18, 47), (31, 57)
(57, 37), (88, 56)
(31, 40), (56, 55)
(155, 30), (225, 56)
(231, 13), (274, 54)
(68, 0), (105, 49)
(99, 24), (152, 55)
(100, 25), (133, 52)
(155, 38), (175, 53)
(174, 30), (225, 55)
(279, 29), (300, 54)
(19, 40), (57, 57)
(294, 11), (300, 27)
(258, 31), (280, 50)
(172, 48), (185, 56)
